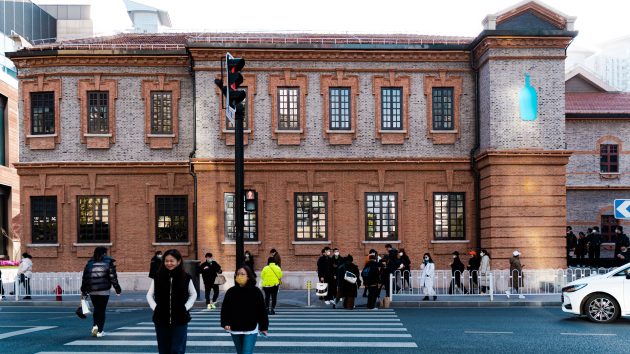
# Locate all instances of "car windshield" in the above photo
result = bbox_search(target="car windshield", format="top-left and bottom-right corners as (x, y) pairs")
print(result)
(610, 263), (630, 277)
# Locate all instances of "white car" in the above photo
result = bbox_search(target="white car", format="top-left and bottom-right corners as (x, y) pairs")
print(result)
(562, 263), (630, 323)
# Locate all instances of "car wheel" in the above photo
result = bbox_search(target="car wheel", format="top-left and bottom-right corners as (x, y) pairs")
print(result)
(585, 294), (619, 323)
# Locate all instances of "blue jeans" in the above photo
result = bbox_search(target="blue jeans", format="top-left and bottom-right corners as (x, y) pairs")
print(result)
(231, 333), (258, 354)
(155, 324), (188, 354)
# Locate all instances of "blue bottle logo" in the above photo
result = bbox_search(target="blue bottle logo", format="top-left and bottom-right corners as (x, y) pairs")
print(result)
(519, 74), (538, 121)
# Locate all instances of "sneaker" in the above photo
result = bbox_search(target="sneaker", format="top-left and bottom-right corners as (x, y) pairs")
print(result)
(324, 300), (331, 305)
(371, 307), (378, 310)
(518, 295), (526, 299)
(210, 303), (216, 309)
(91, 326), (98, 337)
(207, 304), (212, 310)
(505, 290), (511, 299)
(96, 332), (105, 338)
(270, 309), (276, 315)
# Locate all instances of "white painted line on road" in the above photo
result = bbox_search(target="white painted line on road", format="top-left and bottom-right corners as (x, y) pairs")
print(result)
(107, 331), (412, 338)
(139, 321), (404, 326)
(119, 326), (408, 331)
(192, 314), (399, 318)
(560, 333), (616, 336)
(66, 340), (418, 348)
(0, 326), (57, 339)
(464, 331), (513, 334)
(192, 318), (400, 322)
(40, 352), (330, 354)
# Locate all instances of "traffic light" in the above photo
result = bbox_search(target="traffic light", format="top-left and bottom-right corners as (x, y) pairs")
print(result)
(245, 189), (257, 212)
(214, 53), (246, 111)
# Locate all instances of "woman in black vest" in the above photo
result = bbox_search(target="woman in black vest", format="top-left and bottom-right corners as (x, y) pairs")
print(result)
(221, 265), (268, 354)
(146, 249), (197, 354)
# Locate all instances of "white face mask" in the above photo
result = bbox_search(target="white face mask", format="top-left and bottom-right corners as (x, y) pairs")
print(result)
(453, 255), (457, 259)
(424, 257), (429, 261)
(325, 251), (331, 256)
(399, 252), (404, 256)
(334, 252), (340, 257)
(157, 255), (162, 259)
(480, 253), (485, 257)
(206, 258), (212, 262)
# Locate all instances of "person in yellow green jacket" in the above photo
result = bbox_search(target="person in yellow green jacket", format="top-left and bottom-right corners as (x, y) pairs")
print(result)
(260, 257), (283, 315)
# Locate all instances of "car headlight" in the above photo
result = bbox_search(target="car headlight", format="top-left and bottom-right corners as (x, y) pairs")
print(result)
(562, 284), (587, 293)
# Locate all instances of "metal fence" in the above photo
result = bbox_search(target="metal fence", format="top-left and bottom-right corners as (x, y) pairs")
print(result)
(1, 272), (83, 301)
(389, 268), (615, 302)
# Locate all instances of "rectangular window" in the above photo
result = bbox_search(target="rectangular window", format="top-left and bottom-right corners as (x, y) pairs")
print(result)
(31, 92), (55, 135)
(224, 193), (258, 241)
(156, 196), (188, 242)
(432, 87), (454, 130)
(601, 215), (619, 243)
(329, 87), (351, 130)
(278, 87), (299, 130)
(600, 144), (619, 173)
(77, 196), (109, 243)
(226, 87), (248, 130)
(433, 192), (465, 240)
(365, 192), (397, 240)
(151, 91), (173, 134)
(87, 91), (109, 134)
(31, 196), (57, 244)
(295, 193), (327, 240)
(381, 88), (402, 130)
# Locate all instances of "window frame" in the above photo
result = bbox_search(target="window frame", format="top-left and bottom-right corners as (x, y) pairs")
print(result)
(150, 91), (173, 135)
(601, 215), (619, 243)
(600, 144), (619, 173)
(155, 196), (188, 243)
(432, 87), (454, 131)
(433, 192), (466, 240)
(329, 87), (351, 131)
(77, 196), (110, 243)
(87, 91), (109, 134)
(294, 192), (328, 241)
(30, 91), (56, 135)
(365, 192), (398, 241)
(380, 87), (403, 131)
(31, 196), (58, 244)
(224, 192), (258, 241)
(277, 87), (300, 130)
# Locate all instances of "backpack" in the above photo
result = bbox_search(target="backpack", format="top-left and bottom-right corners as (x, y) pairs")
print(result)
(361, 266), (371, 280)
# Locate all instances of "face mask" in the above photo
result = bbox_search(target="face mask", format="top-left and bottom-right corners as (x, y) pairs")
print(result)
(157, 255), (162, 259)
(334, 252), (340, 257)
(206, 258), (212, 263)
(399, 252), (404, 256)
(235, 275), (248, 286)
(245, 254), (250, 259)
(480, 253), (485, 257)
(424, 257), (429, 261)
(326, 251), (331, 256)
(453, 255), (457, 259)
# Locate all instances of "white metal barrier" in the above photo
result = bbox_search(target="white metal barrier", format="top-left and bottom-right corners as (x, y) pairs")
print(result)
(1, 272), (83, 300)
(389, 268), (615, 302)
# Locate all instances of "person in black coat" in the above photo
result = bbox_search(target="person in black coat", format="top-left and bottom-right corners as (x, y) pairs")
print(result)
(566, 226), (577, 267)
(587, 227), (602, 267)
(575, 232), (588, 267)
(80, 247), (122, 337)
(148, 250), (162, 279)
(467, 251), (480, 293)
(362, 254), (380, 309)
(336, 255), (361, 310)
(399, 248), (411, 291)
(244, 250), (255, 271)
(614, 226), (630, 266)
(221, 265), (268, 354)
(146, 249), (196, 354)
(448, 251), (467, 294)
(198, 252), (222, 309)
(317, 247), (334, 303)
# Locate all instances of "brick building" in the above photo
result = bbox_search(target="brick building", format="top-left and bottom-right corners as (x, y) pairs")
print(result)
(8, 1), (607, 275)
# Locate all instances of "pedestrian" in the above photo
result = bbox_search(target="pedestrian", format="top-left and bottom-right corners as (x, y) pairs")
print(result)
(467, 250), (480, 293)
(362, 249), (378, 297)
(221, 265), (269, 354)
(420, 253), (436, 301)
(317, 247), (334, 304)
(244, 250), (255, 271)
(587, 227), (602, 267)
(506, 250), (525, 299)
(269, 249), (281, 267)
(199, 252), (223, 310)
(146, 249), (197, 354)
(566, 226), (577, 267)
(362, 254), (380, 309)
(330, 248), (343, 303)
(575, 232), (588, 267)
(614, 226), (629, 266)
(616, 245), (630, 265)
(261, 257), (282, 315)
(399, 248), (411, 291)
(448, 251), (467, 294)
(479, 249), (491, 295)
(0, 267), (5, 299)
(80, 247), (122, 337)
(384, 246), (401, 295)
(16, 252), (33, 300)
(148, 250), (162, 279)
(336, 255), (361, 309)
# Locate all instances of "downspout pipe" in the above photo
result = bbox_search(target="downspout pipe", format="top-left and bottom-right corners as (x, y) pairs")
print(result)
(469, 52), (481, 251)
(186, 49), (198, 261)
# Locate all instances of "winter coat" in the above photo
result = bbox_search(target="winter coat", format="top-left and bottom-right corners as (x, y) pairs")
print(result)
(479, 255), (491, 287)
(148, 269), (196, 326)
(199, 260), (222, 285)
(614, 233), (630, 257)
(400, 254), (411, 273)
(244, 254), (255, 271)
(362, 260), (380, 287)
(451, 257), (465, 275)
(587, 232), (603, 251)
(80, 256), (121, 295)
(148, 256), (161, 279)
(261, 263), (283, 287)
(317, 255), (333, 281)
(420, 262), (435, 289)
(17, 258), (33, 278)
(337, 261), (361, 298)
(221, 284), (269, 332)
(271, 253), (282, 267)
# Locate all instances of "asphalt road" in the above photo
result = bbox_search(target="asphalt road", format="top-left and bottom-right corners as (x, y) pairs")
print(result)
(1, 306), (629, 354)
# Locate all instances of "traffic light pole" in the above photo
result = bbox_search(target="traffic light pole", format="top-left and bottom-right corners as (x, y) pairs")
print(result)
(234, 102), (245, 270)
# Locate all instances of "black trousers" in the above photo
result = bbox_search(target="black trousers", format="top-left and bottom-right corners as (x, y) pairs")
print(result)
(325, 279), (336, 301)
(588, 247), (601, 267)
(19, 274), (31, 296)
(366, 286), (379, 309)
(90, 294), (110, 332)
(203, 282), (219, 304)
(263, 285), (279, 309)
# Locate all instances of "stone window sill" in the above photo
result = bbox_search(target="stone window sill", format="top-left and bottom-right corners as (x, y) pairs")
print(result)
(147, 134), (176, 138)
(431, 240), (469, 244)
(27, 243), (60, 247)
(27, 134), (57, 138)
(378, 130), (407, 134)
(362, 240), (401, 244)
(275, 129), (304, 134)
(292, 240), (330, 244)
(222, 241), (261, 245)
(152, 242), (191, 246)
(73, 242), (113, 247)
(85, 133), (113, 137)
(600, 172), (620, 179)
(223, 129), (252, 134)
(429, 130), (458, 134)
(326, 129), (355, 134)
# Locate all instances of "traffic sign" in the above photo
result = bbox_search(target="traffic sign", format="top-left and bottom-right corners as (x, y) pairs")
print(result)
(615, 199), (630, 219)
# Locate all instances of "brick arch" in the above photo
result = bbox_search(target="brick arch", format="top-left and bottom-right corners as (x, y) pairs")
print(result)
(595, 136), (623, 153)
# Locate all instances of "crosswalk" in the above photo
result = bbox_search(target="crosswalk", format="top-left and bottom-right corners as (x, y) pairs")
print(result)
(37, 307), (418, 353)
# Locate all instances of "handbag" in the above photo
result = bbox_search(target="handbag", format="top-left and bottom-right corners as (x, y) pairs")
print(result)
(316, 282), (328, 297)
(214, 274), (226, 285)
(344, 271), (357, 284)
(76, 296), (91, 318)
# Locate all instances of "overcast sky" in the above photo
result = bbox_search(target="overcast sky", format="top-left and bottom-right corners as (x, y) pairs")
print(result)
(35, 0), (630, 50)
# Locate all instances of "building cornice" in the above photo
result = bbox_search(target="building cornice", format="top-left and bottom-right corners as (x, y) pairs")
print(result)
(472, 36), (573, 62)
(10, 55), (189, 69)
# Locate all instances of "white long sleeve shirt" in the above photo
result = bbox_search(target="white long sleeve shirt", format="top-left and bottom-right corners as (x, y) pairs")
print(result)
(146, 279), (197, 311)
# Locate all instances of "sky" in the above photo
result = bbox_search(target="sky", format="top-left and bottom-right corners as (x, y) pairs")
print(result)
(34, 0), (630, 50)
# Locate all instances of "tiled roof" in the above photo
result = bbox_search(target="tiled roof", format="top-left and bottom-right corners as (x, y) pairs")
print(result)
(24, 32), (474, 51)
(566, 92), (630, 115)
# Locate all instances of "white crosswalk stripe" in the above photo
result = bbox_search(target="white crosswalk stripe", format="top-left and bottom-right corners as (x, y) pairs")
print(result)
(38, 308), (418, 353)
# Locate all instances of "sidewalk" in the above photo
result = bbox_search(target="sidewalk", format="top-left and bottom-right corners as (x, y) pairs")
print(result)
(0, 290), (561, 308)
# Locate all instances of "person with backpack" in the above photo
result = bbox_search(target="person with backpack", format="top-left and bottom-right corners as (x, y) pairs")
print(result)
(362, 254), (380, 309)
(198, 252), (223, 310)
(336, 255), (361, 310)
(260, 257), (282, 315)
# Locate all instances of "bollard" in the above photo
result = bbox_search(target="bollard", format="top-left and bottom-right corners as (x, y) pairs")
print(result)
(306, 280), (312, 307)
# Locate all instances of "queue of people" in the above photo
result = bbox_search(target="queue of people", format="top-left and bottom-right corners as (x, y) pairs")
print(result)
(567, 225), (629, 267)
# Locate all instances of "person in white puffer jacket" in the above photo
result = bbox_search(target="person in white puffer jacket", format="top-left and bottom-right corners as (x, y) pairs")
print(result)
(17, 252), (33, 299)
(420, 253), (436, 301)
